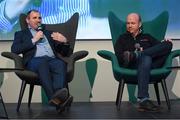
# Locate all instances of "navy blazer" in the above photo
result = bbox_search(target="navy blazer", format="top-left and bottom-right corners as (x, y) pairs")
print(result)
(11, 28), (69, 65)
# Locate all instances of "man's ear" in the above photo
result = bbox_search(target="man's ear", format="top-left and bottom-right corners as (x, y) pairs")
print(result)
(139, 22), (142, 28)
(26, 18), (29, 24)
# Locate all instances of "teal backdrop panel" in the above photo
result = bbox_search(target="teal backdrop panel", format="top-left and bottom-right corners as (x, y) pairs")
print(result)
(86, 58), (97, 98)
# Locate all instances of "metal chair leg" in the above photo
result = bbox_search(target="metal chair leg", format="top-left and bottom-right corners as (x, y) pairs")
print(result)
(116, 79), (125, 110)
(17, 80), (27, 112)
(161, 79), (171, 110)
(28, 84), (34, 108)
(0, 92), (8, 119)
(154, 83), (161, 105)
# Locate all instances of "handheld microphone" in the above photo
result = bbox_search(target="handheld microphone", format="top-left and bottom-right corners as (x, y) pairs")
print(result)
(37, 23), (44, 42)
(37, 23), (43, 31)
(134, 43), (141, 51)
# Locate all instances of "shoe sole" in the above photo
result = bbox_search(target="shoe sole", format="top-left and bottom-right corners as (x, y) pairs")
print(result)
(49, 88), (68, 106)
(57, 96), (73, 113)
(138, 107), (160, 112)
(49, 99), (60, 107)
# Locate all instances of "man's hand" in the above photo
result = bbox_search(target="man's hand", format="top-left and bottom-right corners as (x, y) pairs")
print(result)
(162, 38), (172, 43)
(51, 32), (67, 43)
(32, 31), (43, 43)
(140, 47), (143, 51)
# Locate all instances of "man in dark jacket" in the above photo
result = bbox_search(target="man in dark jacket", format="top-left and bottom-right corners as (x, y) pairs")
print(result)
(11, 10), (72, 112)
(114, 13), (172, 112)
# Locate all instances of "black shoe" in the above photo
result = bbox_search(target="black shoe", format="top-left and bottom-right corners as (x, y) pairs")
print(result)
(138, 100), (160, 112)
(56, 95), (73, 113)
(49, 88), (68, 106)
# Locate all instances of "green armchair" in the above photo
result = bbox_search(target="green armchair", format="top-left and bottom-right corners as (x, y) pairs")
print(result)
(97, 11), (180, 110)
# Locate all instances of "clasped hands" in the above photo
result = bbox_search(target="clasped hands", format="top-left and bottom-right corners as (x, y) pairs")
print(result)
(162, 38), (172, 43)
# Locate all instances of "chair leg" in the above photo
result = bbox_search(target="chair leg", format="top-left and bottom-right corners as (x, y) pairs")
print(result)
(154, 83), (161, 105)
(116, 79), (125, 110)
(161, 79), (171, 110)
(28, 84), (34, 108)
(17, 80), (27, 112)
(66, 84), (70, 96)
(116, 82), (120, 106)
(0, 92), (8, 119)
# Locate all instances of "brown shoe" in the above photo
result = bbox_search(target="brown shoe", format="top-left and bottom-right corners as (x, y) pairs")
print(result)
(49, 98), (63, 106)
(138, 100), (160, 112)
(56, 95), (73, 113)
(49, 88), (68, 106)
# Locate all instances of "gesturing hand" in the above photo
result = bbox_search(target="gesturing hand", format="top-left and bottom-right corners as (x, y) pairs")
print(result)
(51, 32), (67, 43)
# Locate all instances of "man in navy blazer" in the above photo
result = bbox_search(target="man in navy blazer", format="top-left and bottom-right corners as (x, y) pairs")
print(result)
(11, 10), (72, 112)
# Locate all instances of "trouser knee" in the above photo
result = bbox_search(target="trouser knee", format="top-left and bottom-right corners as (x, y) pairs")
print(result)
(162, 41), (173, 51)
(138, 53), (152, 68)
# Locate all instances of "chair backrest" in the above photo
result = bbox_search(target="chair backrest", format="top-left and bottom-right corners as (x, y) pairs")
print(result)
(19, 12), (79, 56)
(108, 11), (169, 46)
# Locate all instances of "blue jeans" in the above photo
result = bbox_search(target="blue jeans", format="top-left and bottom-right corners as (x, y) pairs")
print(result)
(136, 41), (172, 99)
(26, 56), (67, 100)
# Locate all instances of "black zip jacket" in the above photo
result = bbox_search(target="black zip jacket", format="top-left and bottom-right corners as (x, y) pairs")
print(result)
(114, 32), (160, 65)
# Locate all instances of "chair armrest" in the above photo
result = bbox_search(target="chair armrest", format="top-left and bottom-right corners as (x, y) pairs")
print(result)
(1, 52), (24, 69)
(69, 50), (89, 61)
(64, 50), (88, 82)
(97, 50), (119, 67)
(67, 50), (88, 71)
(164, 49), (180, 68)
(97, 50), (138, 76)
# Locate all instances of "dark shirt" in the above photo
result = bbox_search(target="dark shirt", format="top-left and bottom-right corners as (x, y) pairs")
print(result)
(114, 32), (160, 66)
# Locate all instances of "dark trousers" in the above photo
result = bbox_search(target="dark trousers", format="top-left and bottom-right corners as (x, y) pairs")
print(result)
(27, 56), (66, 100)
(135, 41), (172, 99)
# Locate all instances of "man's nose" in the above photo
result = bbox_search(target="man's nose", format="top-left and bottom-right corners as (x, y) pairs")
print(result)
(129, 24), (133, 27)
(37, 19), (41, 22)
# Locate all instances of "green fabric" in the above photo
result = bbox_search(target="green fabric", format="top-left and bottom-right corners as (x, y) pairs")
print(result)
(33, 0), (42, 7)
(41, 88), (48, 105)
(108, 11), (169, 45)
(0, 73), (4, 88)
(86, 58), (97, 98)
(127, 84), (137, 103)
(98, 11), (180, 103)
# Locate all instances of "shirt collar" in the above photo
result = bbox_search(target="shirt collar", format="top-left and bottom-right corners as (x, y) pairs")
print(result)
(28, 25), (37, 32)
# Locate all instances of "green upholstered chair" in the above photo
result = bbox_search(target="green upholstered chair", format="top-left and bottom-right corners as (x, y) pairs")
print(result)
(97, 11), (180, 110)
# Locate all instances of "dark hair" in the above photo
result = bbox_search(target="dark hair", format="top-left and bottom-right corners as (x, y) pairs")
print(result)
(26, 9), (40, 18)
(138, 14), (142, 23)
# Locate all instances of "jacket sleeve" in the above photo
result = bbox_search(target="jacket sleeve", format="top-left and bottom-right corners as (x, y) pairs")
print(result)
(54, 42), (70, 56)
(114, 36), (125, 65)
(11, 31), (35, 54)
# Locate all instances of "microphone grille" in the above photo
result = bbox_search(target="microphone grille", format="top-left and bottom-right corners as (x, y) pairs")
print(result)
(37, 23), (42, 31)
